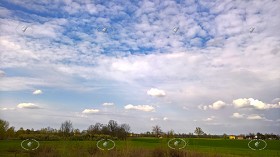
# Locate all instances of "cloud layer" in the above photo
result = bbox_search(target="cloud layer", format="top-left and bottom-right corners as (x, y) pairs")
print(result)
(0, 0), (279, 134)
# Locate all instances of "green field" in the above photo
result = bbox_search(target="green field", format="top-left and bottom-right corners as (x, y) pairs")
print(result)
(0, 138), (280, 157)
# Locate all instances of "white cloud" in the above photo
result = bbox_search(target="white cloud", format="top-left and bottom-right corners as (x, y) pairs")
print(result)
(199, 100), (226, 110)
(182, 106), (189, 110)
(233, 98), (280, 110)
(198, 105), (208, 110)
(102, 102), (114, 106)
(124, 104), (155, 112)
(272, 98), (280, 103)
(203, 116), (215, 121)
(150, 117), (159, 121)
(17, 103), (40, 109)
(163, 117), (168, 121)
(82, 109), (100, 114)
(0, 0), (280, 133)
(247, 114), (264, 120)
(150, 117), (168, 121)
(209, 100), (226, 110)
(0, 107), (15, 111)
(147, 88), (166, 97)
(232, 98), (251, 108)
(32, 89), (43, 95)
(231, 112), (244, 119)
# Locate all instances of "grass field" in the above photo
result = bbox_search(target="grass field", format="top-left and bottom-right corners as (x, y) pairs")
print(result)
(0, 138), (279, 157)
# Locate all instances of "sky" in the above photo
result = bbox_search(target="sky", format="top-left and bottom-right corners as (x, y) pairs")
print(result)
(0, 0), (280, 135)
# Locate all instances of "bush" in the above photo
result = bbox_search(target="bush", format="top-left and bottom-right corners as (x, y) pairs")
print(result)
(19, 134), (61, 141)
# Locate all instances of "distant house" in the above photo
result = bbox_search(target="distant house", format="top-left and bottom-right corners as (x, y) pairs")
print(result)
(129, 133), (140, 137)
(229, 135), (236, 140)
(237, 136), (244, 140)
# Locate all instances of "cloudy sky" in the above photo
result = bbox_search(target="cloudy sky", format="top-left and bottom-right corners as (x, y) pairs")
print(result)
(0, 0), (279, 135)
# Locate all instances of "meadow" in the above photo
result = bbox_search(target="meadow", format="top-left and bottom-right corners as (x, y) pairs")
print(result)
(0, 138), (280, 157)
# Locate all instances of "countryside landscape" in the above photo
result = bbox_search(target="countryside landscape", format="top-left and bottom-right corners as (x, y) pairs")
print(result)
(1, 119), (280, 157)
(1, 0), (280, 157)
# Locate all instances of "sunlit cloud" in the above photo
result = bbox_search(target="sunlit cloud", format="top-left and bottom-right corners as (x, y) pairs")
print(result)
(233, 98), (280, 110)
(32, 89), (43, 95)
(247, 114), (264, 120)
(231, 112), (244, 119)
(150, 117), (159, 121)
(124, 104), (155, 112)
(203, 116), (215, 121)
(199, 100), (226, 110)
(147, 88), (166, 97)
(17, 103), (40, 109)
(0, 107), (15, 111)
(82, 109), (100, 114)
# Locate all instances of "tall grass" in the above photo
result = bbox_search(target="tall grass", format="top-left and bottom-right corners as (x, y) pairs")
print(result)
(13, 146), (246, 157)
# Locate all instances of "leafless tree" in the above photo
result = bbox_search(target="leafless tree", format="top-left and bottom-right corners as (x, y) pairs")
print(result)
(194, 127), (204, 137)
(152, 125), (162, 137)
(60, 120), (73, 138)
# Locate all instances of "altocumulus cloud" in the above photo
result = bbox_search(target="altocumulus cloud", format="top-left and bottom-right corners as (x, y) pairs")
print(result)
(17, 103), (40, 109)
(147, 88), (166, 97)
(82, 109), (100, 114)
(124, 104), (155, 112)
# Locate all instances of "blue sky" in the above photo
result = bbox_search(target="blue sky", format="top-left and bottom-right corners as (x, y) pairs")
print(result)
(0, 0), (280, 135)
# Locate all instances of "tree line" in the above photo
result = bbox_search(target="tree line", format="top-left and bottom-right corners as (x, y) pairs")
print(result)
(0, 119), (130, 141)
(0, 119), (279, 140)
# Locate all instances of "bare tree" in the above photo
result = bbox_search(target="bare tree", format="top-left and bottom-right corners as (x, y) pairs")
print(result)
(88, 123), (102, 134)
(117, 123), (131, 140)
(60, 120), (73, 138)
(194, 127), (204, 137)
(120, 123), (130, 133)
(152, 125), (162, 137)
(167, 129), (175, 138)
(108, 120), (118, 136)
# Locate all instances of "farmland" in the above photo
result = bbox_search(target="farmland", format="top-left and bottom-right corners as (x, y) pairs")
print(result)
(0, 138), (280, 157)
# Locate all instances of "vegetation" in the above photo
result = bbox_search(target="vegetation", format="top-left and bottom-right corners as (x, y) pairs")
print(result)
(1, 138), (280, 157)
(0, 118), (279, 157)
(0, 119), (9, 140)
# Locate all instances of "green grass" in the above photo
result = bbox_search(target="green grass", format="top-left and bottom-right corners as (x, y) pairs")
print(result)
(0, 138), (279, 157)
